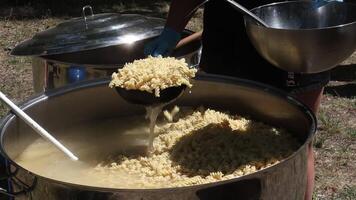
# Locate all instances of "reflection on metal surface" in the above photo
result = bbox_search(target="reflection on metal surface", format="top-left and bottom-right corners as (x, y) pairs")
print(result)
(67, 66), (87, 83)
(11, 14), (165, 56)
(119, 34), (142, 44)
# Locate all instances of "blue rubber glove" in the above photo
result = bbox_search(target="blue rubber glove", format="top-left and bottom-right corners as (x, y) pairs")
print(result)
(144, 27), (181, 57)
(312, 0), (343, 9)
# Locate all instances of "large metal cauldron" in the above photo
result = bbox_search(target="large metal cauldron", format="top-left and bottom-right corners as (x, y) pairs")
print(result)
(10, 12), (201, 93)
(244, 1), (356, 73)
(0, 74), (316, 200)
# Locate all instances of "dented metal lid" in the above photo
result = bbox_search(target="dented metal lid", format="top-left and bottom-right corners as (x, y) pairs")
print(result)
(11, 6), (165, 56)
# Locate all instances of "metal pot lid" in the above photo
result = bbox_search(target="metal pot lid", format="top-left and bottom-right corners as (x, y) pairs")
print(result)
(11, 6), (165, 56)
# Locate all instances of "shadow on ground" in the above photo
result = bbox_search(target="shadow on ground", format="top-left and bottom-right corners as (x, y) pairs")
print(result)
(330, 64), (356, 82)
(325, 83), (356, 98)
(326, 64), (356, 98)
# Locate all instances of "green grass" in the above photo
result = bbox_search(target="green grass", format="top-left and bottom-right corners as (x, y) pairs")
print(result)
(313, 186), (356, 200)
(345, 129), (356, 138)
(7, 58), (19, 65)
(335, 185), (356, 200)
(0, 102), (8, 118)
(318, 110), (342, 134)
(314, 134), (327, 149)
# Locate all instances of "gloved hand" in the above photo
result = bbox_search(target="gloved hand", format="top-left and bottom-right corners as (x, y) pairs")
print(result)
(144, 27), (181, 57)
(312, 0), (343, 9)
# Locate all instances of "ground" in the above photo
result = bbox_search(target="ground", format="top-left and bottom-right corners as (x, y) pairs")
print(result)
(0, 1), (355, 199)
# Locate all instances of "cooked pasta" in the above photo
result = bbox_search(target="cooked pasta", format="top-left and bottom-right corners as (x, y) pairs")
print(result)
(109, 56), (197, 97)
(93, 107), (300, 188)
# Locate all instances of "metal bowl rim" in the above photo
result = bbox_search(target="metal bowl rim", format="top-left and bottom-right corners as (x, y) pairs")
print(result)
(247, 1), (356, 31)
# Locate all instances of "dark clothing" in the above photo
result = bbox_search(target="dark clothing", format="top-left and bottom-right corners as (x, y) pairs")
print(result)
(200, 0), (330, 93)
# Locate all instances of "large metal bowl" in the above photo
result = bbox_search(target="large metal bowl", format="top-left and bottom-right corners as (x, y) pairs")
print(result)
(244, 1), (356, 73)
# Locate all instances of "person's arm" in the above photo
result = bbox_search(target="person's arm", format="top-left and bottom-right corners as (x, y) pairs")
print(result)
(144, 0), (205, 56)
(165, 0), (206, 32)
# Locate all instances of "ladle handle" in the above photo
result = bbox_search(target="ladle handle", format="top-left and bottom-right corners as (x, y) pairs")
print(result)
(0, 92), (78, 161)
(184, 0), (268, 27)
(224, 0), (269, 27)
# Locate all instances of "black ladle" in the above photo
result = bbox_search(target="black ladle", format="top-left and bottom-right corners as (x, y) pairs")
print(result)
(116, 85), (187, 105)
(114, 31), (201, 105)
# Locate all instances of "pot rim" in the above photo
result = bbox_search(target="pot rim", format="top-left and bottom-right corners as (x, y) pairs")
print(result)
(247, 1), (356, 31)
(0, 73), (316, 192)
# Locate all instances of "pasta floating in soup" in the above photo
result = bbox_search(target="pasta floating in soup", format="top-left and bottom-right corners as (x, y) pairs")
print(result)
(15, 107), (300, 189)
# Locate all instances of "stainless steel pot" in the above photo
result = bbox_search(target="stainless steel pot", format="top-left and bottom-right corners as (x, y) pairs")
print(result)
(0, 74), (316, 200)
(30, 29), (201, 93)
(244, 1), (356, 73)
(10, 9), (202, 93)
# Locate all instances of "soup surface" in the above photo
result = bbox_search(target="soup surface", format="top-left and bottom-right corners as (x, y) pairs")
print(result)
(15, 107), (300, 189)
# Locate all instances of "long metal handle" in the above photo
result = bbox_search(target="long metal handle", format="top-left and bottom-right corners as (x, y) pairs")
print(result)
(188, 0), (268, 27)
(224, 0), (269, 27)
(186, 0), (209, 20)
(0, 92), (78, 161)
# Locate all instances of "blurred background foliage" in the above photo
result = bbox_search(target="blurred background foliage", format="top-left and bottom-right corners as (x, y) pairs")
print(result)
(0, 0), (171, 18)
